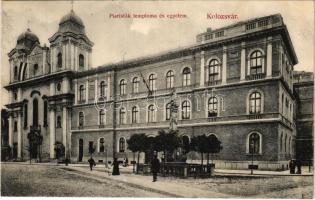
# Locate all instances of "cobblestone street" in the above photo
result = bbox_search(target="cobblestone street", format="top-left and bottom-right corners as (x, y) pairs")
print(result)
(1, 163), (313, 198)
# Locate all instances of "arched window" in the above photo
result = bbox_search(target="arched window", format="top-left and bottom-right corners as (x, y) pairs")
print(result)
(79, 85), (85, 102)
(43, 101), (48, 127)
(79, 54), (84, 69)
(119, 137), (126, 153)
(132, 77), (139, 93)
(166, 70), (174, 89)
(132, 106), (139, 123)
(248, 132), (261, 154)
(14, 66), (18, 79)
(79, 112), (84, 127)
(57, 53), (62, 68)
(182, 67), (191, 86)
(182, 101), (191, 120)
(280, 132), (283, 153)
(249, 92), (261, 114)
(120, 79), (126, 95)
(56, 115), (62, 128)
(165, 102), (172, 120)
(99, 110), (105, 125)
(99, 138), (105, 153)
(24, 103), (28, 128)
(250, 50), (263, 75)
(148, 104), (156, 122)
(119, 107), (126, 124)
(148, 74), (156, 91)
(100, 81), (107, 98)
(208, 97), (218, 117)
(33, 99), (38, 126)
(208, 59), (220, 83)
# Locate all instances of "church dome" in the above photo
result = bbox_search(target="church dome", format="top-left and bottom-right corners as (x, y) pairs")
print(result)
(17, 28), (39, 43)
(58, 10), (85, 34)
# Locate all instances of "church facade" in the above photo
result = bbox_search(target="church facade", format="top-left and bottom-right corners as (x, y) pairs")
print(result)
(4, 12), (300, 170)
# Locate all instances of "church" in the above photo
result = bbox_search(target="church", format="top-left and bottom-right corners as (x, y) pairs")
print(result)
(4, 11), (310, 170)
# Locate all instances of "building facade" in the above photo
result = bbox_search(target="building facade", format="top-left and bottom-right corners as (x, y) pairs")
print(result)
(4, 12), (302, 170)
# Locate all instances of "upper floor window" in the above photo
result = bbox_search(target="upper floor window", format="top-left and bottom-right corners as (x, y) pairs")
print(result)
(248, 132), (261, 154)
(119, 137), (126, 153)
(132, 77), (139, 93)
(182, 67), (191, 86)
(250, 50), (263, 75)
(14, 66), (18, 80)
(166, 102), (172, 120)
(79, 85), (85, 102)
(182, 100), (191, 120)
(120, 79), (126, 95)
(148, 104), (156, 122)
(208, 59), (220, 83)
(56, 115), (62, 128)
(148, 74), (156, 91)
(132, 106), (139, 123)
(57, 53), (62, 68)
(79, 54), (84, 69)
(249, 92), (261, 114)
(99, 138), (105, 153)
(208, 97), (218, 117)
(100, 81), (107, 98)
(99, 110), (105, 125)
(166, 70), (174, 89)
(119, 107), (126, 124)
(79, 112), (84, 127)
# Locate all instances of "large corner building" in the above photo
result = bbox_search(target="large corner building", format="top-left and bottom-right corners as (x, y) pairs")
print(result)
(4, 12), (313, 170)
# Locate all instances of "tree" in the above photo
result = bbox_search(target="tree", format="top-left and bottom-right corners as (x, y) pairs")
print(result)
(207, 135), (223, 165)
(154, 129), (181, 162)
(127, 133), (147, 173)
(191, 135), (209, 166)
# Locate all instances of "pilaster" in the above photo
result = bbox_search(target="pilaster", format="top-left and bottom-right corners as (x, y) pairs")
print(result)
(200, 51), (205, 87)
(267, 36), (273, 77)
(222, 46), (227, 84)
(240, 42), (246, 81)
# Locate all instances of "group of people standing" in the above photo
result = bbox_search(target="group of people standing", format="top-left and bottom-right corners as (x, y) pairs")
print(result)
(289, 159), (302, 174)
(87, 155), (161, 182)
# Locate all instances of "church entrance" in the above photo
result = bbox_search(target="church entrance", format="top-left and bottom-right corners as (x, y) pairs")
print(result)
(78, 139), (83, 162)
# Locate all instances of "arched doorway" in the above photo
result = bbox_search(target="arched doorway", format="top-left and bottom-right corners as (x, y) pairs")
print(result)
(78, 139), (83, 162)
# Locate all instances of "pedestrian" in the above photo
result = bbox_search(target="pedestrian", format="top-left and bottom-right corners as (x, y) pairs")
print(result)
(112, 158), (120, 175)
(296, 159), (302, 174)
(88, 157), (96, 171)
(151, 155), (160, 182)
(289, 159), (295, 174)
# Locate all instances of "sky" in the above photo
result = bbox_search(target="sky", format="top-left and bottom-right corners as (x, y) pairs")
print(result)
(1, 1), (314, 108)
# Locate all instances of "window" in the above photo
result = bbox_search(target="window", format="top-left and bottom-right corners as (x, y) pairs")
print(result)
(246, 22), (256, 30)
(14, 66), (18, 80)
(182, 101), (191, 120)
(280, 132), (283, 152)
(119, 107), (126, 124)
(182, 67), (191, 86)
(79, 54), (84, 69)
(166, 70), (174, 89)
(99, 110), (105, 125)
(166, 102), (172, 120)
(132, 106), (139, 123)
(43, 101), (48, 127)
(57, 82), (61, 91)
(250, 51), (263, 75)
(249, 92), (261, 114)
(215, 31), (224, 38)
(284, 134), (287, 153)
(79, 85), (85, 102)
(33, 99), (38, 126)
(208, 59), (220, 83)
(99, 138), (105, 153)
(33, 64), (38, 75)
(57, 53), (62, 68)
(56, 116), (62, 128)
(119, 137), (126, 153)
(148, 104), (156, 122)
(120, 79), (126, 95)
(14, 121), (17, 132)
(248, 132), (261, 154)
(100, 81), (107, 98)
(148, 74), (156, 91)
(88, 141), (94, 154)
(132, 77), (139, 93)
(24, 103), (28, 128)
(208, 97), (218, 117)
(79, 112), (84, 127)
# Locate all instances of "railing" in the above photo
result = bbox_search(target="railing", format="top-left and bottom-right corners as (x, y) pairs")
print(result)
(247, 73), (265, 80)
(248, 114), (262, 120)
(207, 80), (222, 86)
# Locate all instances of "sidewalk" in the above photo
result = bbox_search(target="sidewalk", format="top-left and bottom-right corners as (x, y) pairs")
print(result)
(63, 165), (233, 198)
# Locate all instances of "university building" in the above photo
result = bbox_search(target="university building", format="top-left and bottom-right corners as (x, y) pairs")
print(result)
(4, 12), (310, 170)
